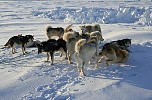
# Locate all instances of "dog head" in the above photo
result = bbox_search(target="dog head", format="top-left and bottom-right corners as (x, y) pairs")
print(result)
(111, 38), (131, 48)
(123, 39), (131, 47)
(36, 43), (44, 54)
(36, 39), (58, 54)
(79, 25), (94, 34)
(25, 35), (34, 42)
(36, 41), (49, 54)
(86, 36), (98, 44)
(90, 31), (104, 42)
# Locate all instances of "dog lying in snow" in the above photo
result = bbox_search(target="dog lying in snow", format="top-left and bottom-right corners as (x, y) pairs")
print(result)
(4, 34), (34, 54)
(74, 36), (99, 76)
(99, 42), (129, 66)
(36, 38), (67, 65)
(45, 24), (73, 39)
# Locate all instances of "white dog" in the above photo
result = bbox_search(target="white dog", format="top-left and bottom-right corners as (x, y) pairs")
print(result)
(45, 24), (73, 39)
(74, 36), (99, 76)
(63, 31), (80, 64)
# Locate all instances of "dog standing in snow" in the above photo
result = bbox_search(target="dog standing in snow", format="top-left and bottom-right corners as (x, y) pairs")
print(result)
(36, 38), (67, 65)
(45, 24), (73, 39)
(74, 36), (99, 76)
(63, 31), (80, 64)
(4, 34), (34, 54)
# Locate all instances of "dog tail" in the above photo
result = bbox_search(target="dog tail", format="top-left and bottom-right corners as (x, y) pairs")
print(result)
(63, 32), (76, 42)
(64, 24), (73, 33)
(75, 39), (86, 53)
(4, 39), (11, 47)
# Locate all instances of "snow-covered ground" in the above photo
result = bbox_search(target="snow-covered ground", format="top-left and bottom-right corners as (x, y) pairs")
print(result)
(0, 0), (152, 100)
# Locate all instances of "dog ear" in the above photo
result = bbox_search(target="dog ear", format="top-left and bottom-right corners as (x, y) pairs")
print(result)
(79, 26), (82, 29)
(18, 34), (22, 37)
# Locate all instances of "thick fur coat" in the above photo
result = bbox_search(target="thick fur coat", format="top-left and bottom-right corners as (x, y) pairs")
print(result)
(63, 31), (80, 64)
(37, 39), (67, 65)
(45, 24), (73, 39)
(4, 34), (34, 54)
(74, 37), (99, 76)
(99, 43), (129, 66)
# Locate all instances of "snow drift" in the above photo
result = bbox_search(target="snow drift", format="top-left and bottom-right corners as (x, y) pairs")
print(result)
(32, 6), (152, 26)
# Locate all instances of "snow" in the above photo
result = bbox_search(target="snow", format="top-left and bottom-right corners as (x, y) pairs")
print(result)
(0, 0), (152, 100)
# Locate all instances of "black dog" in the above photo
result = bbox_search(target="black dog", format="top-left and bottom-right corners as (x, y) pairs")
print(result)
(4, 34), (34, 54)
(37, 38), (67, 65)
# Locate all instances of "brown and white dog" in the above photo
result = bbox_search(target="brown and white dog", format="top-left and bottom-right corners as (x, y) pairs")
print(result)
(63, 31), (80, 64)
(74, 36), (99, 76)
(45, 24), (73, 39)
(99, 43), (129, 66)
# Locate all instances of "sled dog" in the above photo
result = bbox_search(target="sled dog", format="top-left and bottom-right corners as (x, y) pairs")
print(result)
(46, 24), (73, 39)
(111, 38), (131, 52)
(79, 24), (101, 34)
(4, 34), (34, 54)
(63, 31), (80, 64)
(99, 43), (129, 66)
(74, 36), (99, 76)
(36, 39), (67, 65)
(79, 24), (103, 43)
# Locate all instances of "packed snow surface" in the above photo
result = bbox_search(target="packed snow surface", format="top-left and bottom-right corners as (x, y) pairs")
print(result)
(0, 0), (152, 100)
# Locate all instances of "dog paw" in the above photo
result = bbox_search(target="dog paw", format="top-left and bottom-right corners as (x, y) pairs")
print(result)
(98, 61), (102, 63)
(68, 61), (73, 64)
(45, 61), (50, 62)
(80, 72), (86, 76)
(95, 66), (99, 69)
